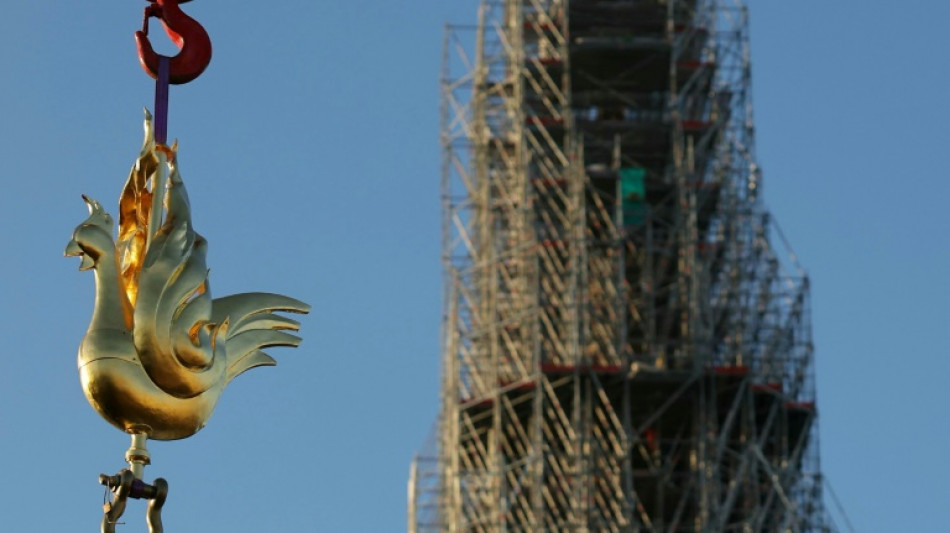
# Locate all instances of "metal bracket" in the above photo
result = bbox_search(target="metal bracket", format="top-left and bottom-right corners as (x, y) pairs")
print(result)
(100, 470), (168, 533)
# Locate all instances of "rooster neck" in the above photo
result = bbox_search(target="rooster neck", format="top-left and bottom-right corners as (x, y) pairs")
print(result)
(89, 246), (134, 333)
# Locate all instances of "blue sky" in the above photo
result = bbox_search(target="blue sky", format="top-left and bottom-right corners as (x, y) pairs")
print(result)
(0, 1), (942, 531)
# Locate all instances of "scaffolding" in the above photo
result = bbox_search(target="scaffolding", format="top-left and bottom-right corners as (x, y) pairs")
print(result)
(411, 0), (834, 531)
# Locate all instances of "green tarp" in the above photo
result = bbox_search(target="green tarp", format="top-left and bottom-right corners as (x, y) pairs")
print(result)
(620, 167), (646, 226)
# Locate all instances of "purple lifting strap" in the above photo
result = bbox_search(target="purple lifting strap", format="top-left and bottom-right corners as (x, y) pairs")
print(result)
(154, 57), (170, 145)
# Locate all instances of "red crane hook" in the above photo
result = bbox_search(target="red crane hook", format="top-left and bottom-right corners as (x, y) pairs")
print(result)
(135, 0), (212, 85)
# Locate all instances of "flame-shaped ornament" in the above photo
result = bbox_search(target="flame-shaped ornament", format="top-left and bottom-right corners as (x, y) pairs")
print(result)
(66, 111), (310, 440)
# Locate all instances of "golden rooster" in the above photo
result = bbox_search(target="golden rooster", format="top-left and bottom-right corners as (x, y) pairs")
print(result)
(65, 111), (310, 441)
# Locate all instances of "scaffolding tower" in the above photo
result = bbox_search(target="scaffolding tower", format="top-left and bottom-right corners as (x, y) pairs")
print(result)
(411, 1), (834, 531)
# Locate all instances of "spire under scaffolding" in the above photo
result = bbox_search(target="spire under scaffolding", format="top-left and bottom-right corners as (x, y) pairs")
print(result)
(412, 1), (836, 530)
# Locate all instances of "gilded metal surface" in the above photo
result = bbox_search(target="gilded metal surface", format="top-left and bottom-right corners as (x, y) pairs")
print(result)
(66, 110), (310, 441)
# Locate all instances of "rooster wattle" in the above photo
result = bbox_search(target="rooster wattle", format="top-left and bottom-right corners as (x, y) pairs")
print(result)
(65, 111), (310, 440)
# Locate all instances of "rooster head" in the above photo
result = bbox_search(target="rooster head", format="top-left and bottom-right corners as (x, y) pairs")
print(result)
(65, 195), (116, 271)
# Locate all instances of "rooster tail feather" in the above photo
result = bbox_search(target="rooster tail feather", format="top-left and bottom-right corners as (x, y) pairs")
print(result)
(226, 350), (277, 382)
(212, 292), (309, 385)
(211, 292), (311, 332)
(227, 312), (301, 337)
(224, 329), (302, 383)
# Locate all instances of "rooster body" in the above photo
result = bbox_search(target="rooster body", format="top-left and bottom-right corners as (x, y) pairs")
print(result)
(66, 112), (309, 440)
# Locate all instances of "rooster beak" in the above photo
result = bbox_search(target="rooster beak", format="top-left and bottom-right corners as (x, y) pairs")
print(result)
(64, 239), (81, 257)
(78, 255), (95, 271)
(64, 239), (95, 271)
